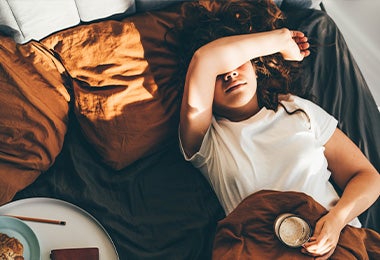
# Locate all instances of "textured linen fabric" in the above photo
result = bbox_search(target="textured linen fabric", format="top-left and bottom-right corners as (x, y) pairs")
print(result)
(0, 34), (70, 205)
(181, 95), (359, 227)
(41, 8), (181, 170)
(212, 190), (380, 260)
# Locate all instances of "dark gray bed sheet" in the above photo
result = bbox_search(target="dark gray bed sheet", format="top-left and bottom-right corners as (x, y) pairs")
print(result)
(15, 113), (224, 259)
(14, 7), (379, 260)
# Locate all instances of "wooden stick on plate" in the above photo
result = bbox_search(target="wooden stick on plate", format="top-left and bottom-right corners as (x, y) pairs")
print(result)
(5, 215), (66, 225)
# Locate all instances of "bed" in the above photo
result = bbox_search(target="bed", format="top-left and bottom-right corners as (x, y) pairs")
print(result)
(1, 0), (379, 259)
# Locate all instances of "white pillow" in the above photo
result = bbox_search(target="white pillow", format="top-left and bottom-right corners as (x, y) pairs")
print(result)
(0, 0), (136, 43)
(0, 0), (80, 43)
(76, 0), (135, 22)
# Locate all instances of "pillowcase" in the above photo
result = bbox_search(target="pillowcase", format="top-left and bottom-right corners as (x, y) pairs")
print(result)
(0, 0), (79, 44)
(280, 0), (322, 10)
(75, 0), (135, 22)
(41, 8), (182, 170)
(135, 0), (180, 12)
(134, 0), (321, 12)
(0, 34), (70, 204)
(0, 0), (136, 43)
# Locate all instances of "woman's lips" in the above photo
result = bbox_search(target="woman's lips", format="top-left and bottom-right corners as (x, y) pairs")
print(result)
(225, 82), (247, 93)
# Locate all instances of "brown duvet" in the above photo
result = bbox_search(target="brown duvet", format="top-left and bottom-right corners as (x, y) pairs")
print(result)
(212, 190), (380, 259)
(0, 34), (69, 204)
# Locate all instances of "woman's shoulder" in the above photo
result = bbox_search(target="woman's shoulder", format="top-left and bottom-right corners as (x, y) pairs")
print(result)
(279, 94), (321, 110)
(279, 94), (335, 125)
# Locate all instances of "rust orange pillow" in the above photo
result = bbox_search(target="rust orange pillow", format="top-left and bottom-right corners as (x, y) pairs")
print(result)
(42, 8), (182, 170)
(0, 35), (70, 205)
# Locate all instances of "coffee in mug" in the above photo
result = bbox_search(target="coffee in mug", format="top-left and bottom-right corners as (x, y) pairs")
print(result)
(274, 213), (312, 247)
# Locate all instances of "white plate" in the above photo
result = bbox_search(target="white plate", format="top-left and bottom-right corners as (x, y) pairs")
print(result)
(0, 198), (119, 260)
(0, 216), (41, 259)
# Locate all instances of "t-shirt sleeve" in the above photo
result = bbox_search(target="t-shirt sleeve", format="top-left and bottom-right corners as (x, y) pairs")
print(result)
(296, 97), (338, 145)
(178, 125), (212, 168)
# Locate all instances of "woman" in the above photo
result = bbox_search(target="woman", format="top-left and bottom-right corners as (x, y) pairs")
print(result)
(174, 0), (380, 258)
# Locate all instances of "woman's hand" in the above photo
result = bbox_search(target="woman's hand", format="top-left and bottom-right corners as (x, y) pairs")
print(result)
(301, 213), (344, 259)
(292, 30), (310, 58)
(280, 29), (310, 61)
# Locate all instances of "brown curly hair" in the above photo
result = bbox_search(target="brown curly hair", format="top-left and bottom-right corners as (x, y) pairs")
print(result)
(170, 0), (307, 111)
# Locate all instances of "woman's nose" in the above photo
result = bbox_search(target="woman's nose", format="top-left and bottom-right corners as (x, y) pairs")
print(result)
(224, 70), (238, 81)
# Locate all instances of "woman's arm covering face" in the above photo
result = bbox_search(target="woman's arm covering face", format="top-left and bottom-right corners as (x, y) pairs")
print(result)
(180, 29), (309, 157)
(302, 128), (380, 257)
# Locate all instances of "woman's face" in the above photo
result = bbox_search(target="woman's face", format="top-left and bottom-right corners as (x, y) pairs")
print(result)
(213, 61), (258, 115)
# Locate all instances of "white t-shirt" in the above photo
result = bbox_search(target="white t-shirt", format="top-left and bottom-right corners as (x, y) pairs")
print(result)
(180, 95), (361, 227)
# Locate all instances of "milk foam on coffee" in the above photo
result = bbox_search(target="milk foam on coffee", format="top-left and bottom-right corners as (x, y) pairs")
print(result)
(274, 213), (311, 247)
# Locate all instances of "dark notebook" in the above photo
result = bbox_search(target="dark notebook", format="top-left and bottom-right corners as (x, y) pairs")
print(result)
(50, 247), (99, 260)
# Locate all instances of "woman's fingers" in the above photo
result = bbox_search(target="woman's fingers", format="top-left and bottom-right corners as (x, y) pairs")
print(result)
(296, 38), (310, 57)
(294, 35), (308, 43)
(291, 30), (305, 38)
(302, 245), (335, 259)
(289, 31), (310, 57)
(298, 42), (309, 49)
(306, 241), (334, 255)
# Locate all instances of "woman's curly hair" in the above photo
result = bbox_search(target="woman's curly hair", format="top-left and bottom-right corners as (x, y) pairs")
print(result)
(170, 0), (307, 111)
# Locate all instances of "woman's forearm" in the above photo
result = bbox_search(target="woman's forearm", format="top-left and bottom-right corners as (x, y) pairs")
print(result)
(330, 170), (380, 228)
(193, 28), (301, 76)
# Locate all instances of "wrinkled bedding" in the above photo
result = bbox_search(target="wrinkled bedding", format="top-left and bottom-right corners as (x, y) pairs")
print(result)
(213, 190), (380, 260)
(0, 35), (69, 203)
(0, 3), (378, 260)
